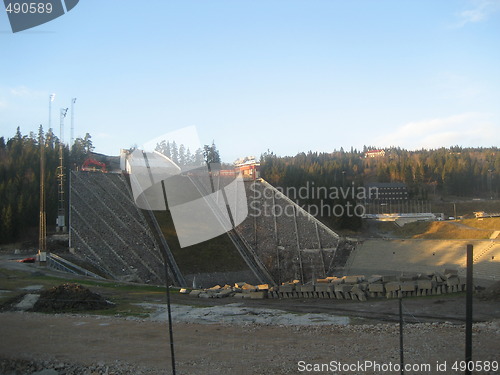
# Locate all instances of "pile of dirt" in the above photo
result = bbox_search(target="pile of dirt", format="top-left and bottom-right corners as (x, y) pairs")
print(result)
(477, 281), (500, 301)
(33, 283), (114, 312)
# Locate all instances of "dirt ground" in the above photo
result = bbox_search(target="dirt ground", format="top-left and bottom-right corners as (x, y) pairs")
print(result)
(1, 255), (500, 374)
(1, 311), (499, 375)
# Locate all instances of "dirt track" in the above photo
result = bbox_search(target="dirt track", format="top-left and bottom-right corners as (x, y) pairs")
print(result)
(1, 309), (500, 375)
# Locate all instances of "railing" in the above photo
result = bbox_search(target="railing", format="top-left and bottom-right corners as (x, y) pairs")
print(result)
(47, 253), (105, 279)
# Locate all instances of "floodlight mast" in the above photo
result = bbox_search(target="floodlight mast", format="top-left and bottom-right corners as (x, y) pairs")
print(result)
(70, 98), (76, 147)
(49, 93), (55, 129)
(57, 108), (68, 232)
(38, 127), (47, 265)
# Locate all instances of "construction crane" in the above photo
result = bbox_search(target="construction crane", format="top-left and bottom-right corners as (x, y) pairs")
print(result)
(56, 107), (68, 232)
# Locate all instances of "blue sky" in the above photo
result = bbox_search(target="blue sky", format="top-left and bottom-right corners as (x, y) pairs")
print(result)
(1, 0), (499, 162)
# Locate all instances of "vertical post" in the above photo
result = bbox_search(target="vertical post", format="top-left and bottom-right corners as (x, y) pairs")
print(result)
(399, 296), (404, 375)
(70, 98), (76, 148)
(159, 180), (176, 375)
(57, 108), (68, 232)
(38, 129), (47, 262)
(68, 171), (72, 250)
(164, 263), (176, 375)
(465, 244), (473, 375)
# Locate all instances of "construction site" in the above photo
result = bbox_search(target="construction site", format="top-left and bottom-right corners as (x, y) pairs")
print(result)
(1, 151), (500, 375)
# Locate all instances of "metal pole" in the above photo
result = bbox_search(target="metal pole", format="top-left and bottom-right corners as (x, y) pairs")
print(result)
(164, 263), (176, 375)
(160, 180), (177, 375)
(399, 296), (404, 375)
(465, 244), (473, 375)
(38, 129), (46, 255)
(70, 98), (76, 147)
(49, 94), (55, 129)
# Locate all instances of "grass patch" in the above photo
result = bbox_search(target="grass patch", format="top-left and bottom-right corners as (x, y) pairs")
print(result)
(0, 266), (173, 317)
(367, 220), (492, 239)
(461, 217), (500, 230)
(153, 210), (247, 274)
(411, 222), (491, 239)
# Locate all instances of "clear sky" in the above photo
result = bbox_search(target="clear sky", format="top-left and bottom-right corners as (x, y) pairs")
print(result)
(1, 0), (499, 163)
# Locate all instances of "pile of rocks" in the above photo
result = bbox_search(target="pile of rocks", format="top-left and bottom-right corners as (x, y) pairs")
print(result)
(33, 283), (114, 312)
(185, 269), (468, 301)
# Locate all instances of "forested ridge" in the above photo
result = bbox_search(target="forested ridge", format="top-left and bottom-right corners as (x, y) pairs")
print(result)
(260, 146), (499, 199)
(0, 126), (92, 244)
(1, 124), (499, 243)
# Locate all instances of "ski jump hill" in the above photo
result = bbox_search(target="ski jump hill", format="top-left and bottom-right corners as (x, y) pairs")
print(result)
(68, 169), (499, 287)
(68, 169), (350, 286)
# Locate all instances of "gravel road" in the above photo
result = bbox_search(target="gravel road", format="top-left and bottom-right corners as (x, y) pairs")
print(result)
(1, 310), (499, 375)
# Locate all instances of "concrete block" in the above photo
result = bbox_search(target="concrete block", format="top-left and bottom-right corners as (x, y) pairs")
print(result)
(335, 284), (353, 293)
(351, 285), (362, 293)
(279, 285), (295, 293)
(446, 277), (460, 287)
(216, 289), (234, 298)
(300, 285), (315, 293)
(433, 273), (445, 282)
(385, 282), (400, 292)
(234, 293), (244, 299)
(417, 280), (433, 290)
(316, 284), (334, 293)
(369, 283), (385, 293)
(334, 291), (344, 299)
(400, 281), (416, 292)
(356, 292), (367, 302)
(189, 290), (202, 297)
(250, 291), (267, 299)
(242, 283), (257, 291)
(344, 275), (364, 284)
(358, 282), (369, 291)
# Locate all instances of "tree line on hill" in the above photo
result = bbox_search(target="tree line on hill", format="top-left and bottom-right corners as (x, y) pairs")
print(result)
(1, 124), (499, 242)
(0, 126), (93, 244)
(0, 127), (223, 245)
(260, 147), (500, 230)
(154, 140), (221, 167)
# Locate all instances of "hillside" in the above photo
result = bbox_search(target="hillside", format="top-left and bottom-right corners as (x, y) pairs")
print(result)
(365, 217), (500, 240)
